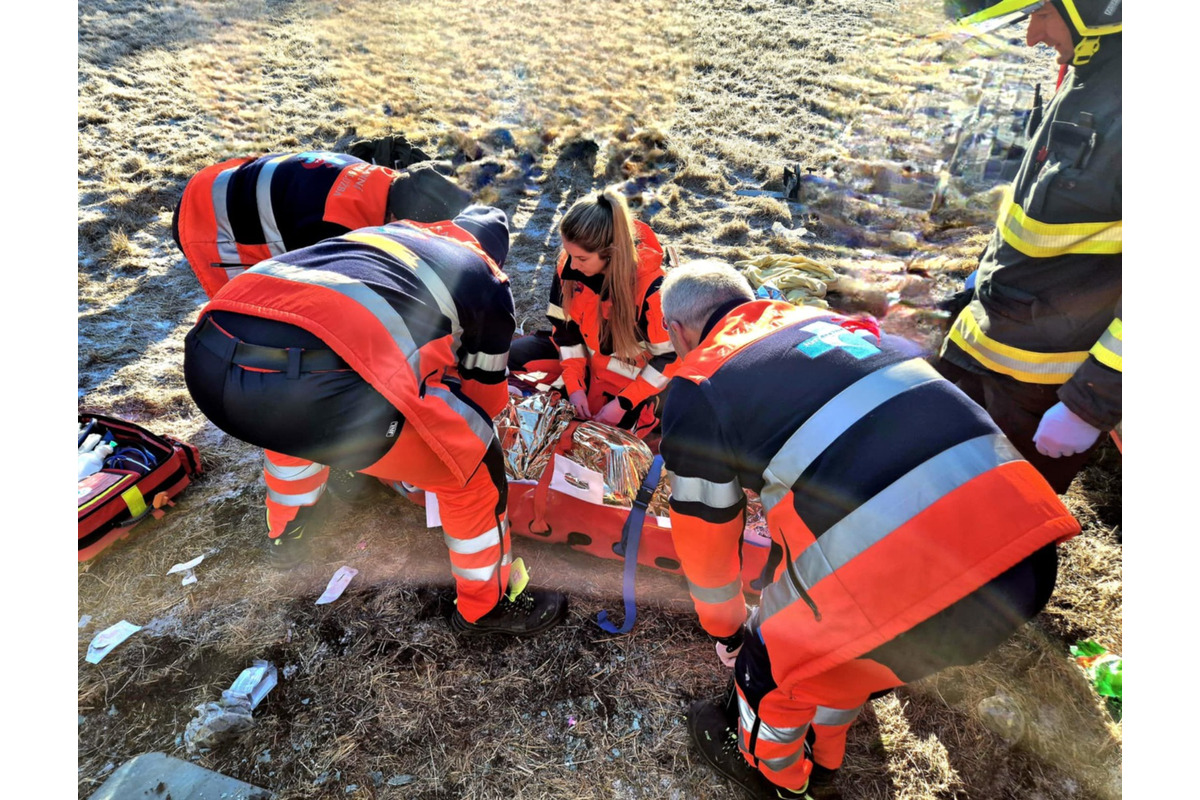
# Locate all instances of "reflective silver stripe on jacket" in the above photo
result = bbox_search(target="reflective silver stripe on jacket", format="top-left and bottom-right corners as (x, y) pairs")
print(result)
(669, 474), (743, 509)
(451, 551), (513, 582)
(342, 231), (461, 336)
(266, 484), (325, 507)
(264, 458), (326, 481)
(547, 302), (565, 321)
(224, 267), (246, 281)
(638, 362), (669, 389)
(210, 167), (243, 264)
(444, 523), (504, 555)
(425, 385), (496, 449)
(560, 344), (586, 360)
(255, 154), (290, 256)
(738, 697), (809, 744)
(646, 339), (674, 356)
(687, 577), (743, 605)
(605, 358), (642, 379)
(760, 434), (1021, 623)
(252, 262), (424, 374)
(813, 705), (862, 727)
(461, 350), (508, 372)
(760, 358), (943, 513)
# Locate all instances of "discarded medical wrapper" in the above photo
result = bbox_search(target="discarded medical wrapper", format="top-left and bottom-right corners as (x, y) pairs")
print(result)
(315, 566), (358, 605)
(184, 660), (277, 753)
(86, 620), (142, 664)
(166, 553), (206, 586)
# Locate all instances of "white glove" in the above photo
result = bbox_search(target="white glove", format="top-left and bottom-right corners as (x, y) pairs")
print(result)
(716, 641), (742, 668)
(1033, 402), (1101, 458)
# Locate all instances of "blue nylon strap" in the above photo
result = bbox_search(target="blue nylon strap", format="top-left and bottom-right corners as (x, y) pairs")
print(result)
(597, 454), (664, 634)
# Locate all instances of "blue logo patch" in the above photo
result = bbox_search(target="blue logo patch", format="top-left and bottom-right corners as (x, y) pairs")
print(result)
(795, 321), (881, 360)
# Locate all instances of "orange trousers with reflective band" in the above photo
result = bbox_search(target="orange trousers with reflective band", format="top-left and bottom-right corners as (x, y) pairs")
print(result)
(264, 422), (510, 623)
(738, 657), (903, 791)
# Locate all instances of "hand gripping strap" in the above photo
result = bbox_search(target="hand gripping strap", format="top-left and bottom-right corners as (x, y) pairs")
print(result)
(597, 454), (664, 634)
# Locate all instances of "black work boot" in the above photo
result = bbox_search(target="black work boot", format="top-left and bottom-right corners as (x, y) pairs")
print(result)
(687, 697), (840, 800)
(267, 499), (327, 570)
(326, 468), (390, 506)
(449, 586), (568, 638)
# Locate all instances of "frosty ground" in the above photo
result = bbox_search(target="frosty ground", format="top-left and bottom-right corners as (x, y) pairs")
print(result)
(77, 1), (1122, 798)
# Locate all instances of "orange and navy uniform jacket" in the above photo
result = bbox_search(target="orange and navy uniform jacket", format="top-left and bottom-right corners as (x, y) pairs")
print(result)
(661, 299), (1080, 688)
(174, 151), (398, 299)
(546, 221), (675, 412)
(199, 218), (514, 486)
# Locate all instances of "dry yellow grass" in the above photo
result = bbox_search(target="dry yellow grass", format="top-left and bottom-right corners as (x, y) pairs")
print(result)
(76, 1), (1120, 798)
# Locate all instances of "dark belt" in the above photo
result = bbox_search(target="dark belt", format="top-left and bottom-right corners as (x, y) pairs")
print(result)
(195, 316), (349, 374)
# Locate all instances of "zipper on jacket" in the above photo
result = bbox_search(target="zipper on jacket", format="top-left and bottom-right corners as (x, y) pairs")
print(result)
(781, 539), (822, 622)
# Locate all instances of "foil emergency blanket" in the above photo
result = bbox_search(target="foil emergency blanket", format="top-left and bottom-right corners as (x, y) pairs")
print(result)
(494, 393), (575, 480)
(494, 393), (671, 514)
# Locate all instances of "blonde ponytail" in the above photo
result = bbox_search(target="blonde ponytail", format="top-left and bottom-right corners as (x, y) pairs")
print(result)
(558, 186), (642, 361)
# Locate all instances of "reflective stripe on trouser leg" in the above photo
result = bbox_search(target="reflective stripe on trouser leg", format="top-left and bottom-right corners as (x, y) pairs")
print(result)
(808, 704), (864, 771)
(263, 450), (329, 538)
(736, 684), (815, 792)
(430, 438), (511, 623)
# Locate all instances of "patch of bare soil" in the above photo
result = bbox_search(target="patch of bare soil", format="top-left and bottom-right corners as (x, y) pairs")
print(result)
(78, 1), (1120, 798)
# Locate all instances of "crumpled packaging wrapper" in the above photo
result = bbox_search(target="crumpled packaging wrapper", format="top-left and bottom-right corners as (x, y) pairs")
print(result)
(493, 393), (671, 515)
(743, 491), (771, 547)
(494, 392), (575, 480)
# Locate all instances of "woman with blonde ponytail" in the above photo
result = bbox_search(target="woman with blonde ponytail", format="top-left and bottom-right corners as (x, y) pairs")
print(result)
(509, 186), (675, 441)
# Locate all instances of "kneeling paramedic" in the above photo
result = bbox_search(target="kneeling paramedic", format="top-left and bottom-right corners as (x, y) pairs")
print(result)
(182, 205), (568, 637)
(173, 150), (471, 298)
(658, 261), (1080, 798)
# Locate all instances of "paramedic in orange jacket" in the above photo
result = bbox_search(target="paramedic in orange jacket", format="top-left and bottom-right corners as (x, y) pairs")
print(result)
(658, 261), (1079, 799)
(182, 205), (567, 637)
(508, 187), (675, 439)
(173, 150), (470, 298)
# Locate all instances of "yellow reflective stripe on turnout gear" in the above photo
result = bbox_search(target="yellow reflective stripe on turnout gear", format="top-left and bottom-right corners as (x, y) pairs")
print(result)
(1060, 0), (1121, 36)
(998, 201), (1122, 258)
(255, 154), (290, 257)
(948, 308), (1087, 384)
(1090, 318), (1122, 372)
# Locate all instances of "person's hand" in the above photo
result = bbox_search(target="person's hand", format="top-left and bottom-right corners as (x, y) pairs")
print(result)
(568, 390), (592, 419)
(715, 629), (744, 669)
(1033, 401), (1101, 458)
(592, 399), (626, 426)
(716, 640), (742, 668)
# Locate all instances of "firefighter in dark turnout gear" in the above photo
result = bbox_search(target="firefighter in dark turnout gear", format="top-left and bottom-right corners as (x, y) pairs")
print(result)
(659, 262), (1079, 799)
(937, 0), (1122, 494)
(183, 205), (567, 637)
(173, 150), (471, 298)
